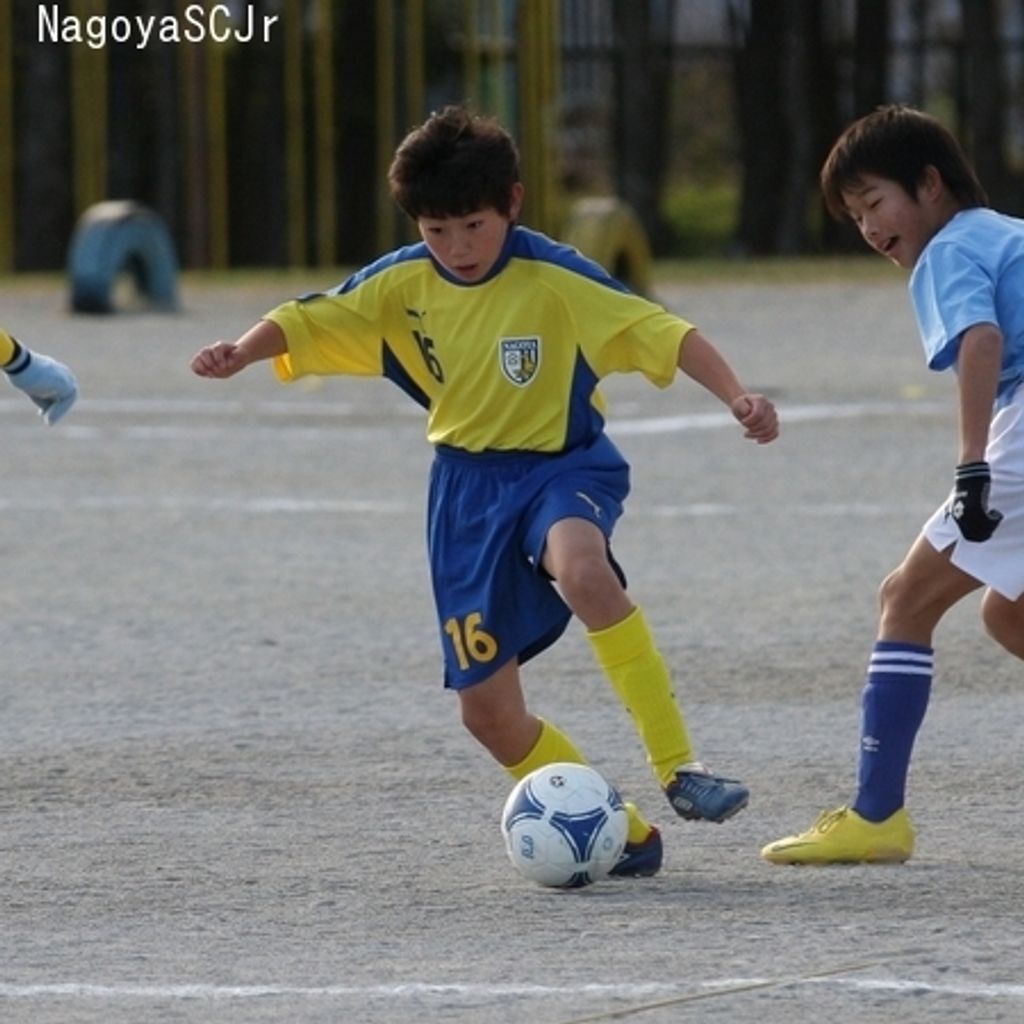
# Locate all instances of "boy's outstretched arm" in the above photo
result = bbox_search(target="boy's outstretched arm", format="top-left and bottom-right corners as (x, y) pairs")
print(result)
(190, 319), (287, 379)
(956, 323), (1002, 463)
(2, 328), (78, 425)
(677, 329), (779, 444)
(946, 323), (1004, 542)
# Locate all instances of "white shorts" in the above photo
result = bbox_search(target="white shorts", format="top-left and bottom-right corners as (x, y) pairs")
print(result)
(923, 385), (1024, 600)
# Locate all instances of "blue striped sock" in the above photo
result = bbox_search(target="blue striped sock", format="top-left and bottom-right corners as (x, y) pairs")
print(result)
(852, 641), (933, 823)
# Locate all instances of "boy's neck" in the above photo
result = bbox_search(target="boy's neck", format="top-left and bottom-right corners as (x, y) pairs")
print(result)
(929, 194), (970, 240)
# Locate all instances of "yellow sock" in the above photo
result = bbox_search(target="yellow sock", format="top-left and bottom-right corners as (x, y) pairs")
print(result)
(506, 719), (653, 845)
(622, 802), (653, 845)
(588, 606), (694, 785)
(505, 718), (585, 780)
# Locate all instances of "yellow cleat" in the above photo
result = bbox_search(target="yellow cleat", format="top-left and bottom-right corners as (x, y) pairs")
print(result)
(761, 805), (914, 865)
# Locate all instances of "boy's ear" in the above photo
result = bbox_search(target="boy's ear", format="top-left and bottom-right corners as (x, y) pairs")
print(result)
(509, 181), (525, 220)
(918, 164), (945, 203)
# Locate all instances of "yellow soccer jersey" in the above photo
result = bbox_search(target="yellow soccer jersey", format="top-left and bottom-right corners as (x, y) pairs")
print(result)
(268, 226), (693, 453)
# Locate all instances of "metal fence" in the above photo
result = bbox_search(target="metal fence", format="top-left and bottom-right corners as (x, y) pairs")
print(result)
(2, 0), (1023, 272)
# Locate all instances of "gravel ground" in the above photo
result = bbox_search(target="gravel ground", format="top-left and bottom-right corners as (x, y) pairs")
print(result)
(1, 272), (1021, 1024)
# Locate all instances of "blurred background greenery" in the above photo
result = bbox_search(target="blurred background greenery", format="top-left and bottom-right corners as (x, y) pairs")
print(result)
(3, 0), (1022, 273)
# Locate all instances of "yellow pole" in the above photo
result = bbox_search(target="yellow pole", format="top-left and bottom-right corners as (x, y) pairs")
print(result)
(314, 0), (336, 267)
(463, 0), (480, 111)
(491, 0), (505, 121)
(375, 0), (397, 253)
(401, 0), (426, 244)
(518, 1), (539, 223)
(177, 0), (205, 268)
(70, 0), (108, 215)
(517, 0), (558, 235)
(0, 0), (13, 271)
(284, 0), (307, 266)
(544, 0), (561, 229)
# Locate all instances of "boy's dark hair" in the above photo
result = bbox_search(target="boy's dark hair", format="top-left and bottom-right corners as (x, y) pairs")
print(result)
(388, 105), (521, 220)
(820, 104), (988, 220)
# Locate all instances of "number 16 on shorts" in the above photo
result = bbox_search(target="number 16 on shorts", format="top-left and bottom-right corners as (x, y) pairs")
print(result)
(444, 612), (499, 672)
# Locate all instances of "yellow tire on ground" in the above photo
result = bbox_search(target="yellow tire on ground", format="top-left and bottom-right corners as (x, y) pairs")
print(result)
(562, 196), (653, 296)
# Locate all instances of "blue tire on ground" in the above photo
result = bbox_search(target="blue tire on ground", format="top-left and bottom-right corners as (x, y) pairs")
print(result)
(68, 200), (179, 314)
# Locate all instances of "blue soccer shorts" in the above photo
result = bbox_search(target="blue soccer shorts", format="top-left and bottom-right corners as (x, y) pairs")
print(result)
(427, 434), (630, 689)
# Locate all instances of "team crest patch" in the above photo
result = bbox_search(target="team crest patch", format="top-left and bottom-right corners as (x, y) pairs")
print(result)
(498, 337), (541, 387)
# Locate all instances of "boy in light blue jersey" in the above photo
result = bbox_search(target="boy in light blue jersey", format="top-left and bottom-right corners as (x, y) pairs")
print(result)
(763, 105), (1024, 866)
(1, 327), (78, 424)
(192, 105), (778, 877)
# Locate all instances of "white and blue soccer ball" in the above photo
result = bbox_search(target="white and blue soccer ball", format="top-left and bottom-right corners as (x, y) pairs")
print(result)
(501, 762), (629, 888)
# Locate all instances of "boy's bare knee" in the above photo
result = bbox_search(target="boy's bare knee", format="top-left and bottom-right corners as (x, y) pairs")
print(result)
(459, 692), (541, 766)
(878, 547), (980, 643)
(556, 554), (610, 605)
(878, 565), (943, 643)
(878, 566), (911, 617)
(554, 551), (635, 631)
(460, 698), (500, 744)
(981, 591), (1024, 658)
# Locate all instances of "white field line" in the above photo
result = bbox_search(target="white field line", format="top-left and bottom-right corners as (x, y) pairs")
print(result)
(0, 397), (941, 516)
(0, 976), (1021, 1002)
(0, 495), (913, 517)
(0, 495), (407, 514)
(0, 398), (948, 441)
(0, 398), (421, 418)
(612, 399), (946, 436)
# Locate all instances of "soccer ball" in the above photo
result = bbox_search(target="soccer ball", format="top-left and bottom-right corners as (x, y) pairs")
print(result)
(501, 762), (629, 888)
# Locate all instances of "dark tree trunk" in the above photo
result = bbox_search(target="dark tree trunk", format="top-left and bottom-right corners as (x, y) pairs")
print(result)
(13, 9), (72, 270)
(854, 0), (889, 113)
(735, 0), (839, 254)
(732, 0), (787, 254)
(611, 0), (674, 253)
(335, 2), (379, 263)
(960, 0), (1017, 211)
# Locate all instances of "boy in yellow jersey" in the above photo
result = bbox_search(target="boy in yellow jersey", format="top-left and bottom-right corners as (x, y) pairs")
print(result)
(191, 105), (778, 877)
(1, 327), (78, 424)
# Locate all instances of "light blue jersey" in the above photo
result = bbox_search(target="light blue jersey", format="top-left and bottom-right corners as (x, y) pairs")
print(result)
(910, 208), (1024, 407)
